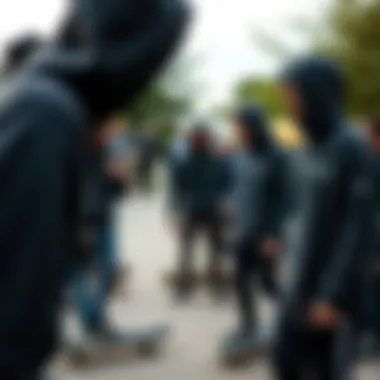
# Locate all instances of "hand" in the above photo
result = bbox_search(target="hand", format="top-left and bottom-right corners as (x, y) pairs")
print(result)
(107, 161), (123, 180)
(261, 236), (282, 260)
(79, 227), (96, 249)
(308, 301), (341, 330)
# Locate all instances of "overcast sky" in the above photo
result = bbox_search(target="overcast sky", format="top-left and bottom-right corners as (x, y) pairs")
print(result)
(0, 0), (329, 109)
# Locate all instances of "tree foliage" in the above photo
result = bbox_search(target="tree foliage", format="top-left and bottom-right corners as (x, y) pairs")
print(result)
(317, 0), (380, 116)
(125, 56), (196, 148)
(232, 76), (284, 117)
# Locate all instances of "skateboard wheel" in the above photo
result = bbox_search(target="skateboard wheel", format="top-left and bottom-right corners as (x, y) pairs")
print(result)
(138, 343), (158, 356)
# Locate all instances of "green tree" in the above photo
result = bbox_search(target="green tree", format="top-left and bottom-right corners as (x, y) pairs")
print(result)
(317, 0), (380, 116)
(125, 55), (197, 150)
(233, 76), (284, 116)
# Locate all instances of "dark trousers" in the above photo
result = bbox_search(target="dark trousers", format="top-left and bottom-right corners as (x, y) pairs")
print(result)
(364, 276), (380, 339)
(179, 210), (223, 274)
(273, 313), (357, 380)
(234, 235), (277, 331)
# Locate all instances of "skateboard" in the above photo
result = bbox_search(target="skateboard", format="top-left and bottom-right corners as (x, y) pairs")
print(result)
(64, 324), (169, 369)
(220, 329), (272, 369)
(164, 270), (200, 295)
(199, 268), (232, 289)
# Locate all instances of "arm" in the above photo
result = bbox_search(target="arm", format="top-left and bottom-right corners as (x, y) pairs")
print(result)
(316, 143), (375, 311)
(262, 152), (289, 238)
(167, 156), (186, 217)
(37, 0), (190, 122)
(216, 156), (235, 212)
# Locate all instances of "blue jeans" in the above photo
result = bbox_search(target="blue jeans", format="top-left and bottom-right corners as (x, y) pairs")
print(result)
(73, 226), (118, 331)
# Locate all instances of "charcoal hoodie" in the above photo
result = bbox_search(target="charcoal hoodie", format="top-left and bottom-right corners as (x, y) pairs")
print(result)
(170, 125), (231, 216)
(232, 105), (289, 242)
(282, 58), (376, 316)
(0, 0), (189, 376)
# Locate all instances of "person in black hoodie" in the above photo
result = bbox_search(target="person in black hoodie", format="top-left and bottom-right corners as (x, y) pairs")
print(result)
(170, 124), (231, 298)
(273, 57), (376, 380)
(0, 0), (189, 378)
(137, 126), (159, 194)
(361, 117), (380, 357)
(222, 105), (288, 353)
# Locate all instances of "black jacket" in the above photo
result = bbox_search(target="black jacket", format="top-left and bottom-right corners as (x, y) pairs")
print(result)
(171, 148), (231, 216)
(0, 0), (188, 375)
(282, 58), (376, 316)
(232, 105), (289, 240)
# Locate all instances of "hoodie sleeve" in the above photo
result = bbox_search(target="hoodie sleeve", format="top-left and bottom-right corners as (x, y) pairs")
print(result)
(167, 154), (186, 216)
(316, 140), (375, 310)
(262, 151), (289, 238)
(37, 0), (190, 122)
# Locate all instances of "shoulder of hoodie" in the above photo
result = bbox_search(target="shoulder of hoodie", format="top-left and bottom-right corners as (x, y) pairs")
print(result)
(266, 144), (288, 169)
(336, 122), (373, 168)
(0, 72), (88, 135)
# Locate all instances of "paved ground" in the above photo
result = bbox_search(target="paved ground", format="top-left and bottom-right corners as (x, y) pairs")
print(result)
(57, 192), (379, 380)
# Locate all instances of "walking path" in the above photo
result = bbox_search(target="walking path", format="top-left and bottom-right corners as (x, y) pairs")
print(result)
(58, 192), (379, 380)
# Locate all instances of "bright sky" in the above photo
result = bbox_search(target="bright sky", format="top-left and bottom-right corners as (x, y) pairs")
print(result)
(0, 0), (328, 110)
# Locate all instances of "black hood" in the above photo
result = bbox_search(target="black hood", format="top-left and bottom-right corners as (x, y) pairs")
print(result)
(28, 0), (189, 123)
(282, 57), (345, 143)
(236, 104), (273, 152)
(188, 122), (212, 154)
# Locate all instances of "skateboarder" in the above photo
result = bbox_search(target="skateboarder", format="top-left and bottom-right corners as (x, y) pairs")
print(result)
(0, 0), (189, 378)
(169, 124), (231, 298)
(273, 57), (376, 380)
(72, 117), (132, 337)
(137, 127), (160, 194)
(361, 117), (380, 357)
(222, 105), (288, 357)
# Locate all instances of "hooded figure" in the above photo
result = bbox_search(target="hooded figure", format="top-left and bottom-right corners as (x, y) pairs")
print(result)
(0, 0), (189, 378)
(223, 104), (288, 348)
(273, 57), (376, 380)
(170, 123), (231, 297)
(362, 117), (380, 356)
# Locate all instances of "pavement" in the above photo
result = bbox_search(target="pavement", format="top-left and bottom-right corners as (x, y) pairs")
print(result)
(56, 191), (380, 380)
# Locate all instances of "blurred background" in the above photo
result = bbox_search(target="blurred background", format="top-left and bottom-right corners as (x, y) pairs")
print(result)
(0, 0), (376, 146)
(0, 0), (378, 148)
(0, 0), (379, 379)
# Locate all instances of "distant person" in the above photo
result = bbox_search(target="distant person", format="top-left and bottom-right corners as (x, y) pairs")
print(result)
(0, 0), (188, 378)
(170, 132), (189, 162)
(273, 57), (376, 380)
(73, 117), (135, 337)
(106, 117), (138, 201)
(169, 125), (231, 299)
(137, 127), (160, 194)
(222, 105), (288, 355)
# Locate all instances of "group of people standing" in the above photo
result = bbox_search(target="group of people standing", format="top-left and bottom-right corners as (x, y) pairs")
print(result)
(0, 0), (378, 378)
(168, 58), (380, 379)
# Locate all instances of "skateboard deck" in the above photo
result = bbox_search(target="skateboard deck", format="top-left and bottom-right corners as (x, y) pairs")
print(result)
(64, 324), (169, 368)
(220, 330), (272, 369)
(199, 270), (232, 288)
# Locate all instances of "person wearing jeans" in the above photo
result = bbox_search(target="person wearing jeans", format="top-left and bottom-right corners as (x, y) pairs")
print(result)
(73, 225), (118, 334)
(73, 121), (128, 337)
